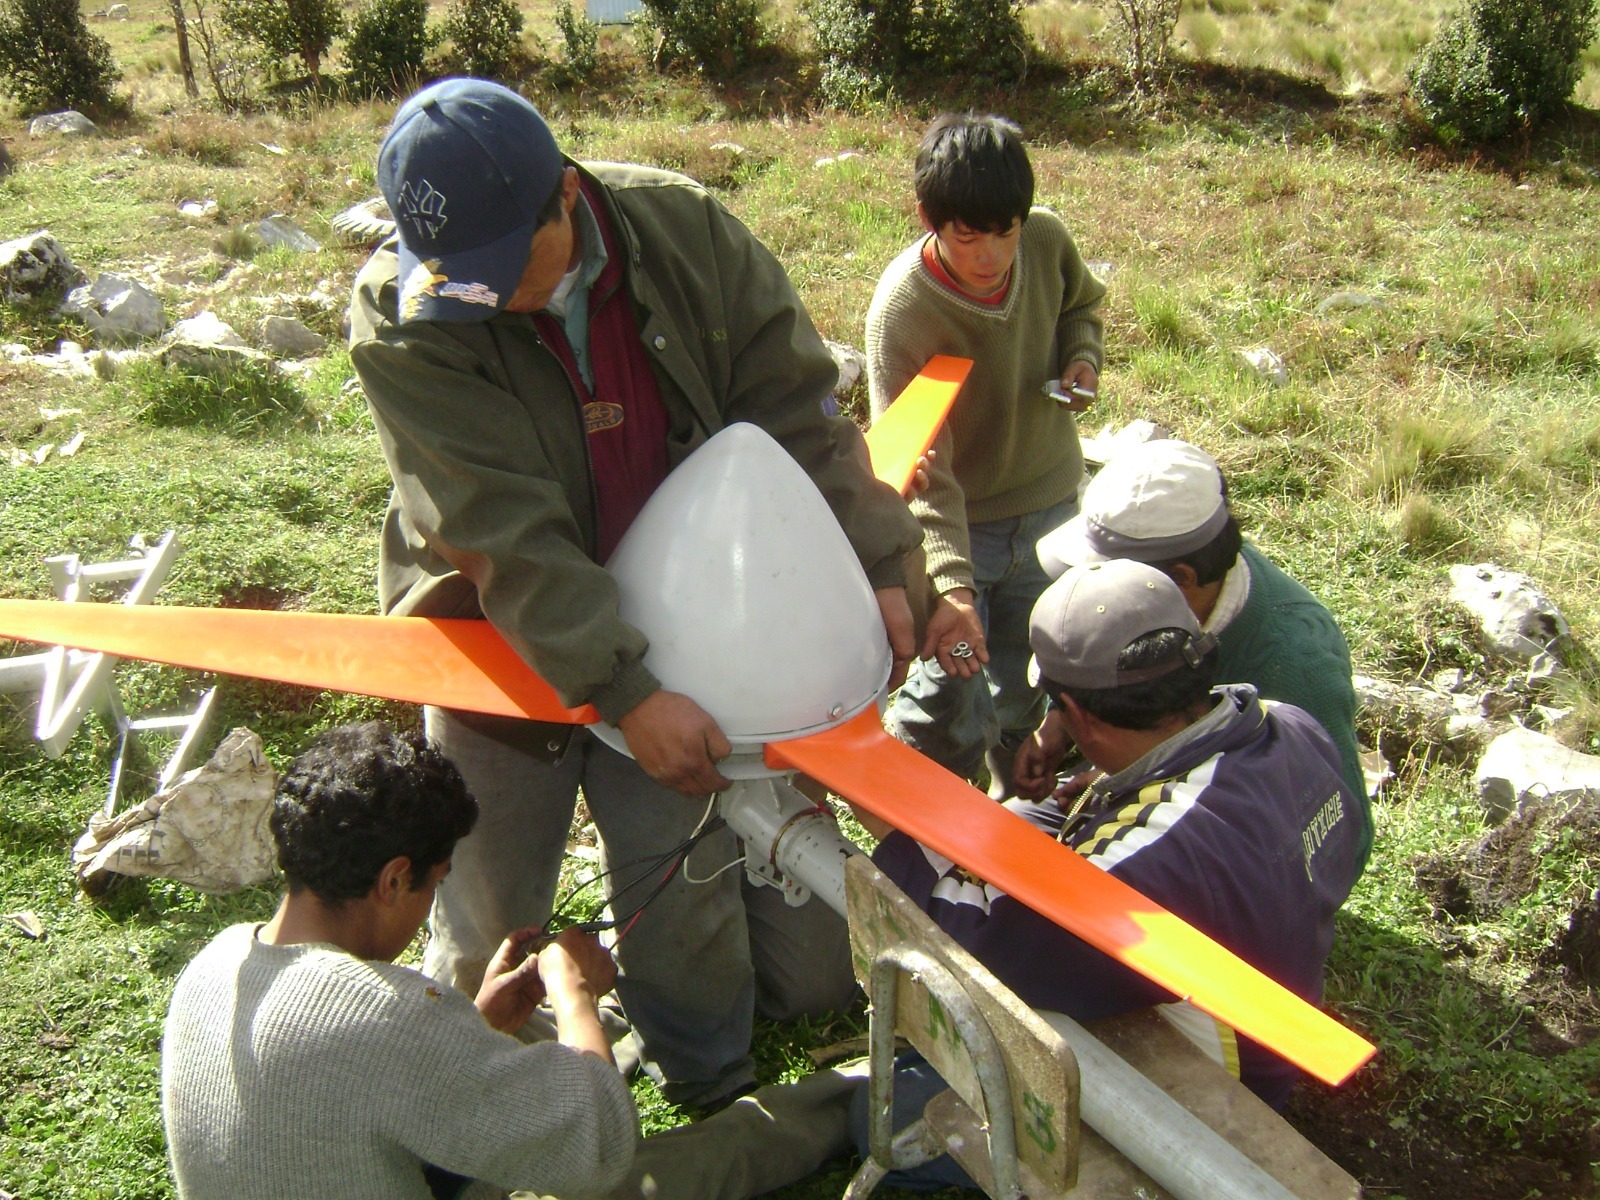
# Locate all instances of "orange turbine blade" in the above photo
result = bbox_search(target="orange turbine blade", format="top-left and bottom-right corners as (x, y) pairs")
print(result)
(0, 600), (597, 724)
(863, 355), (972, 495)
(765, 708), (1376, 1088)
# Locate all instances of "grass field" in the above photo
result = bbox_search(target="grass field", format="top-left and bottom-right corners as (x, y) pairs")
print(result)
(2, 2), (1599, 1198)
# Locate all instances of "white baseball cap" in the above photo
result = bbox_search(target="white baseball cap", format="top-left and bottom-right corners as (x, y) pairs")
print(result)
(1037, 440), (1228, 579)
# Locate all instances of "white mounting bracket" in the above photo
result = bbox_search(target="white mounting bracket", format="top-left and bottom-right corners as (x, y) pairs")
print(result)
(0, 532), (216, 812)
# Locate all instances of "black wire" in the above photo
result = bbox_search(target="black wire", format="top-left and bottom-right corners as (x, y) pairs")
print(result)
(540, 815), (727, 938)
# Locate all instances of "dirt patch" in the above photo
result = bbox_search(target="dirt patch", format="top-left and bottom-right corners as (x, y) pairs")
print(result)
(1286, 1070), (1598, 1199)
(1415, 793), (1600, 988)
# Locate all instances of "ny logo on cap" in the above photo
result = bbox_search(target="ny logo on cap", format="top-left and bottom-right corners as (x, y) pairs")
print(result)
(399, 179), (448, 240)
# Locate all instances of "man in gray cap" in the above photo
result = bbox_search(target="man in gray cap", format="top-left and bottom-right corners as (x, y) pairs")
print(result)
(1029, 439), (1370, 874)
(860, 559), (1363, 1182)
(348, 78), (922, 1109)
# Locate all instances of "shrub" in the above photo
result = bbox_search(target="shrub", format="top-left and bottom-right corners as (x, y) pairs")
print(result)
(344, 0), (437, 98)
(217, 0), (344, 80)
(440, 0), (527, 80)
(1102, 0), (1180, 89)
(553, 0), (600, 80)
(1409, 0), (1599, 143)
(0, 0), (121, 115)
(807, 0), (1026, 105)
(639, 0), (765, 77)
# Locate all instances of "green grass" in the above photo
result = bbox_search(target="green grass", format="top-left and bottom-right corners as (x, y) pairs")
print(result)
(3, 1), (1600, 1197)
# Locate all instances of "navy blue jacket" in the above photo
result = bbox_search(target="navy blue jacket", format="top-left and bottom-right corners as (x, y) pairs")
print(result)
(873, 684), (1362, 1108)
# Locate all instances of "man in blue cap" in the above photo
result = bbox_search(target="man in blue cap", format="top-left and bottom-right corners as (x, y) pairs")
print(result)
(348, 78), (922, 1110)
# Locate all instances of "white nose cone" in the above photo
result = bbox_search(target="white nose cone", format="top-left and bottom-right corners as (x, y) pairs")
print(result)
(592, 423), (889, 766)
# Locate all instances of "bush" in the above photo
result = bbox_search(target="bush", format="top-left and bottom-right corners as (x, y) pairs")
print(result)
(217, 0), (344, 80)
(440, 0), (527, 80)
(553, 0), (600, 80)
(806, 0), (1026, 105)
(0, 0), (120, 115)
(639, 0), (765, 77)
(1409, 0), (1599, 143)
(344, 0), (437, 98)
(1102, 0), (1181, 89)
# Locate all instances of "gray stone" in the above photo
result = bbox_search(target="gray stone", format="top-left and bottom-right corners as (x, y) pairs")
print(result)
(260, 315), (326, 358)
(255, 215), (319, 253)
(1475, 724), (1600, 824)
(28, 111), (97, 137)
(824, 339), (865, 393)
(1447, 563), (1570, 663)
(61, 273), (166, 342)
(1080, 419), (1173, 469)
(159, 311), (268, 374)
(1353, 673), (1494, 762)
(1235, 346), (1288, 386)
(1315, 290), (1385, 316)
(1432, 668), (1470, 694)
(0, 231), (85, 303)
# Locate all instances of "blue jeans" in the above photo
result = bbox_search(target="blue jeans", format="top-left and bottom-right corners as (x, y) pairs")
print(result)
(848, 1052), (980, 1191)
(887, 495), (1079, 780)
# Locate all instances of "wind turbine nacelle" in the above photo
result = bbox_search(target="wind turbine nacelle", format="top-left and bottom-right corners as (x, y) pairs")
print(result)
(590, 423), (891, 775)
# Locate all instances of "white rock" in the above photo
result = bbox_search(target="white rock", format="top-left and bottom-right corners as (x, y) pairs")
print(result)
(179, 199), (218, 218)
(1475, 724), (1600, 824)
(28, 111), (97, 137)
(1079, 419), (1172, 469)
(0, 231), (85, 302)
(260, 315), (326, 358)
(824, 338), (865, 393)
(256, 215), (319, 252)
(107, 2), (129, 15)
(160, 312), (268, 373)
(1236, 346), (1288, 385)
(1448, 563), (1570, 663)
(61, 273), (166, 342)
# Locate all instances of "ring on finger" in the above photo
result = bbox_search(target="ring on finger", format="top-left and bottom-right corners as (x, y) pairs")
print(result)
(951, 641), (975, 659)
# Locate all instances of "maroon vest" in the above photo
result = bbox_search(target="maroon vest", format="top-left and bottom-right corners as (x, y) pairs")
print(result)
(533, 180), (671, 561)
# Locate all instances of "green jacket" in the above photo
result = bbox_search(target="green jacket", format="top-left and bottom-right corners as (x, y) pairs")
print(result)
(1221, 544), (1372, 872)
(350, 161), (921, 725)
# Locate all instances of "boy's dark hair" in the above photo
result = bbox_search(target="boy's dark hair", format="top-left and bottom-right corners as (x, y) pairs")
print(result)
(1149, 512), (1244, 588)
(271, 722), (478, 905)
(914, 113), (1034, 234)
(1051, 630), (1219, 732)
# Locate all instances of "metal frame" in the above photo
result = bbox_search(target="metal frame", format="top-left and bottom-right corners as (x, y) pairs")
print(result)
(0, 533), (215, 812)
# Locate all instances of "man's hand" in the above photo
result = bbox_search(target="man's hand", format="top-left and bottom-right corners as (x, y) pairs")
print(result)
(876, 586), (916, 691)
(1013, 709), (1071, 799)
(473, 926), (548, 1034)
(920, 588), (987, 679)
(906, 449), (937, 498)
(618, 690), (733, 796)
(1054, 361), (1100, 413)
(538, 930), (618, 1063)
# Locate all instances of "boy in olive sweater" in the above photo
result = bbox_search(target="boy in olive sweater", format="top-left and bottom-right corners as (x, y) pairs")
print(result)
(867, 112), (1106, 795)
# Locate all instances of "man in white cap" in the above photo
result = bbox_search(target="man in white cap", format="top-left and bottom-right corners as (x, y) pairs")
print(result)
(857, 560), (1363, 1187)
(1030, 439), (1371, 873)
(348, 77), (922, 1109)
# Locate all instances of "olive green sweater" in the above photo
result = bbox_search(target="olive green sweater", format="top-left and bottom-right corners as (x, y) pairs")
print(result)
(866, 210), (1105, 594)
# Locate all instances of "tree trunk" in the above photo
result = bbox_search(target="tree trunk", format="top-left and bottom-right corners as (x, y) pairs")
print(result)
(170, 0), (199, 97)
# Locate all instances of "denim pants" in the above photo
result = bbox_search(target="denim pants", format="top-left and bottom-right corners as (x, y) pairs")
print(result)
(847, 1052), (979, 1191)
(419, 709), (857, 1108)
(886, 495), (1079, 780)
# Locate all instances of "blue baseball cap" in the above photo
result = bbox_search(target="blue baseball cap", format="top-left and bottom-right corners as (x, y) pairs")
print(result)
(377, 78), (566, 324)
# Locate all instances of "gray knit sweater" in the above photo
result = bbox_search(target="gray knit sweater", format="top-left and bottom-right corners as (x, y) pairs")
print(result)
(866, 209), (1105, 594)
(161, 924), (638, 1200)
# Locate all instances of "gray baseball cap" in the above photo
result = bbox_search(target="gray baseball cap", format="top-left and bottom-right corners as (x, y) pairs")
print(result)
(1028, 559), (1217, 690)
(1037, 440), (1228, 579)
